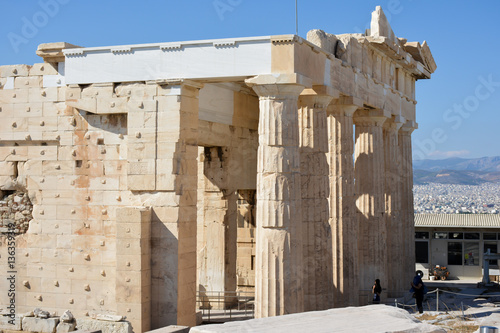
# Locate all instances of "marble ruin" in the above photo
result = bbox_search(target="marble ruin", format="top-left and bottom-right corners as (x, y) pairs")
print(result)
(0, 6), (435, 333)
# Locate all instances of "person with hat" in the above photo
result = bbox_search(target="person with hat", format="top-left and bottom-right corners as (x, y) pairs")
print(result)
(410, 270), (425, 314)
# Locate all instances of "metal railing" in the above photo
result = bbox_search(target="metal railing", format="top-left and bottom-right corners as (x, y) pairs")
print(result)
(197, 290), (255, 323)
(359, 288), (411, 306)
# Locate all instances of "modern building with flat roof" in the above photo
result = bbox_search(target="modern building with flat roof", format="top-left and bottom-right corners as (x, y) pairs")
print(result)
(415, 214), (500, 280)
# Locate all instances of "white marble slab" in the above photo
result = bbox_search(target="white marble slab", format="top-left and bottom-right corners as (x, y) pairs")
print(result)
(64, 37), (273, 84)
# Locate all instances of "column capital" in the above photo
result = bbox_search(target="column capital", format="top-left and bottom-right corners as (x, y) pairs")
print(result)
(400, 120), (418, 134)
(299, 85), (339, 109)
(245, 74), (312, 99)
(327, 95), (363, 117)
(353, 108), (389, 126)
(383, 116), (405, 132)
(301, 85), (340, 98)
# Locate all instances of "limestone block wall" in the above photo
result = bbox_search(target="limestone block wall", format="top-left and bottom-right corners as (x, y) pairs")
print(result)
(0, 62), (129, 323)
(115, 207), (151, 333)
(0, 61), (205, 331)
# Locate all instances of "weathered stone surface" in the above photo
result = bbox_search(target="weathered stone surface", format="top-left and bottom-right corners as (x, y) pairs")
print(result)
(95, 314), (123, 322)
(75, 318), (132, 333)
(189, 305), (444, 333)
(56, 321), (76, 332)
(24, 310), (35, 317)
(22, 317), (59, 333)
(60, 310), (74, 322)
(34, 307), (51, 319)
(0, 314), (22, 330)
(146, 325), (190, 333)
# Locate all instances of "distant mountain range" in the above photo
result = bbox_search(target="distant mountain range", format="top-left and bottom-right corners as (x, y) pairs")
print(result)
(413, 156), (500, 185)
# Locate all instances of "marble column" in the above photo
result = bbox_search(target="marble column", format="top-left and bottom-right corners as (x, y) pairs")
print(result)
(327, 96), (361, 307)
(245, 74), (310, 318)
(354, 110), (388, 300)
(298, 87), (334, 311)
(399, 122), (416, 285)
(383, 117), (404, 297)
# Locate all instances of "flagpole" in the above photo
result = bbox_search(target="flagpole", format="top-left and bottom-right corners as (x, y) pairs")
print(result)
(295, 0), (298, 36)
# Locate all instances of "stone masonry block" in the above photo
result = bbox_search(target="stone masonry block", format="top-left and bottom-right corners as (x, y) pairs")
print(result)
(81, 83), (113, 98)
(56, 321), (76, 333)
(0, 64), (30, 77)
(146, 325), (190, 333)
(116, 238), (150, 256)
(127, 142), (157, 160)
(29, 87), (59, 103)
(115, 282), (150, 304)
(116, 222), (150, 239)
(41, 161), (75, 176)
(0, 314), (23, 330)
(75, 317), (132, 333)
(127, 175), (155, 191)
(43, 101), (69, 116)
(22, 316), (59, 333)
(28, 116), (58, 133)
(0, 88), (29, 104)
(15, 75), (43, 88)
(30, 62), (58, 76)
(27, 146), (58, 161)
(116, 207), (151, 223)
(127, 159), (156, 175)
(96, 96), (128, 113)
(117, 254), (151, 271)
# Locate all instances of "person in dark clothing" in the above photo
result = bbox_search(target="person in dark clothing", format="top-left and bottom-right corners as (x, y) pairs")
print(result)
(411, 270), (425, 313)
(372, 279), (382, 304)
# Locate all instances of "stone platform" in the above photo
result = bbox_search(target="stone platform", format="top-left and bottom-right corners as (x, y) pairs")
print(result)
(189, 305), (444, 333)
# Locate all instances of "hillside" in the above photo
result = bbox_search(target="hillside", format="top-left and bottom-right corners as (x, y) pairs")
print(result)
(413, 156), (500, 184)
(414, 156), (500, 172)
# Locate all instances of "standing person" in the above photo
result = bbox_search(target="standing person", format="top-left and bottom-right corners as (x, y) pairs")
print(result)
(372, 279), (382, 304)
(411, 270), (425, 314)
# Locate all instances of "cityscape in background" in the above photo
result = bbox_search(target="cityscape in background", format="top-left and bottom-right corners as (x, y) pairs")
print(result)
(413, 156), (500, 214)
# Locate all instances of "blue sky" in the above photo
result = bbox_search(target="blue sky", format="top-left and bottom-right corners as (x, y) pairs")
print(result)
(1, 0), (499, 160)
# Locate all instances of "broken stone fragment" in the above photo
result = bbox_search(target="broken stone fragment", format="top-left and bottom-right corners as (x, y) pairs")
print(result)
(24, 310), (35, 317)
(56, 320), (76, 332)
(95, 313), (124, 322)
(60, 309), (74, 322)
(34, 307), (50, 318)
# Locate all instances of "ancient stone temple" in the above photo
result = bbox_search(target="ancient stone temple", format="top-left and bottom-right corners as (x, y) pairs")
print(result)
(0, 6), (435, 333)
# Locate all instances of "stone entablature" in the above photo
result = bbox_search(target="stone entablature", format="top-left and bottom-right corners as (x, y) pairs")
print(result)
(0, 6), (435, 333)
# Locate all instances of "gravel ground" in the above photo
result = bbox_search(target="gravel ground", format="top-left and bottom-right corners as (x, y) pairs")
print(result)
(405, 285), (500, 332)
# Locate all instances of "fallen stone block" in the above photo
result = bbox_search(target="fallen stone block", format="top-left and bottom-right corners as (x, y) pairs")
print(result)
(56, 321), (76, 332)
(95, 314), (123, 322)
(0, 314), (23, 331)
(75, 317), (132, 333)
(146, 325), (190, 333)
(22, 317), (59, 333)
(60, 310), (74, 323)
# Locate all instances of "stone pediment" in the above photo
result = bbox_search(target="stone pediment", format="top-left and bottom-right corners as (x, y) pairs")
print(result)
(306, 6), (436, 79)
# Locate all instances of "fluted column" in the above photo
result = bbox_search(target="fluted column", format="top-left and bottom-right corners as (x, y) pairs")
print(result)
(298, 87), (334, 311)
(327, 97), (361, 307)
(383, 117), (404, 297)
(399, 122), (416, 285)
(354, 111), (388, 299)
(246, 74), (310, 318)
